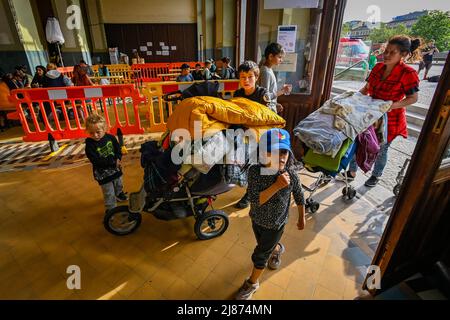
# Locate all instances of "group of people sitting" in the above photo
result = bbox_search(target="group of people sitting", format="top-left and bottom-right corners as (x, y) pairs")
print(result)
(176, 57), (236, 82)
(1, 59), (111, 90)
(0, 60), (113, 129)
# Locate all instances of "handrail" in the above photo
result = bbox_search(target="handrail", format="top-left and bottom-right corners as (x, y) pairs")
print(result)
(334, 60), (369, 79)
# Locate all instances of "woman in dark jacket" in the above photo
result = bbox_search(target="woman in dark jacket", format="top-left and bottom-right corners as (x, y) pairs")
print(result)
(31, 65), (46, 88)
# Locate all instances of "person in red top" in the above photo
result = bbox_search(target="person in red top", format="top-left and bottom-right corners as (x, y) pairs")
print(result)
(347, 35), (421, 187)
(71, 64), (94, 86)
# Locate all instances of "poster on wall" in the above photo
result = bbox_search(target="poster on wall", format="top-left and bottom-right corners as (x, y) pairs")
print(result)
(277, 25), (297, 53)
(264, 0), (319, 9)
(109, 47), (119, 64)
(273, 53), (297, 72)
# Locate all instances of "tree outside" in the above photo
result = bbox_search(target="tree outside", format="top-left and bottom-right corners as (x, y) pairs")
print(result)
(411, 10), (450, 51)
(341, 22), (351, 38)
(368, 23), (410, 45)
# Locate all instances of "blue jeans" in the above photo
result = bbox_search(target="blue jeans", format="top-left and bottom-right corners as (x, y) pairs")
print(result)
(100, 176), (124, 210)
(349, 142), (390, 178)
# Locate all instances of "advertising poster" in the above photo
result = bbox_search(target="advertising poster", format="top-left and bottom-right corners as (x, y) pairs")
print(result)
(277, 25), (297, 53)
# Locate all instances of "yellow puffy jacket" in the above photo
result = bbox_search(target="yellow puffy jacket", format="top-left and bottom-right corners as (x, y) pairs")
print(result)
(166, 96), (286, 139)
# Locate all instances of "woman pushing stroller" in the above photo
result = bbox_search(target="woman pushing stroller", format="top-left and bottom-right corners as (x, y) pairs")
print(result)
(346, 35), (421, 187)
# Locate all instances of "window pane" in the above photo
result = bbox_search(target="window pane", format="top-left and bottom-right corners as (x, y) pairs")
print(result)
(257, 0), (323, 94)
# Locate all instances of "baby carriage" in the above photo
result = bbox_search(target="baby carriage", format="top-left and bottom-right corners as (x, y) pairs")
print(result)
(299, 139), (358, 214)
(103, 81), (245, 240)
(103, 147), (236, 240)
(294, 91), (391, 213)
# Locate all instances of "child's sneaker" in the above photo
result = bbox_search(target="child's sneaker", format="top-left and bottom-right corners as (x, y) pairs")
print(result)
(116, 192), (128, 202)
(235, 279), (259, 300)
(268, 243), (285, 270)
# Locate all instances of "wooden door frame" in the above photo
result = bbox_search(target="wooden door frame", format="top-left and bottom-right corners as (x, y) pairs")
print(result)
(321, 0), (347, 105)
(244, 0), (259, 61)
(276, 0), (346, 108)
(367, 53), (450, 292)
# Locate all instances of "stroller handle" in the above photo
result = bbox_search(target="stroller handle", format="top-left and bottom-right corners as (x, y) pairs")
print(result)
(162, 90), (183, 102)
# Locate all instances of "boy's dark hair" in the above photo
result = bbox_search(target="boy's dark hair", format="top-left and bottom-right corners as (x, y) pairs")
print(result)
(181, 63), (190, 69)
(264, 42), (284, 59)
(237, 60), (260, 78)
(80, 59), (87, 64)
(15, 65), (27, 72)
(221, 57), (231, 64)
(195, 63), (201, 67)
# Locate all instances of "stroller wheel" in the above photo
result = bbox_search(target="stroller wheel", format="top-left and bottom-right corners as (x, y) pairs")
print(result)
(342, 186), (357, 200)
(309, 201), (320, 213)
(393, 184), (401, 197)
(306, 198), (320, 214)
(104, 206), (142, 236)
(194, 210), (229, 240)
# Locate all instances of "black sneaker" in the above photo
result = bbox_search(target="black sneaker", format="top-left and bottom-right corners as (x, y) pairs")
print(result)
(235, 197), (250, 209)
(116, 192), (128, 202)
(364, 176), (379, 187)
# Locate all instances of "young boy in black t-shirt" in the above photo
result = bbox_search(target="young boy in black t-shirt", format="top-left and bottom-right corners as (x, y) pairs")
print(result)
(85, 114), (128, 213)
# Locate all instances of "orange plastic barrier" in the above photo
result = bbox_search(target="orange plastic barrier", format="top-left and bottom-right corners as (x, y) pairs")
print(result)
(131, 63), (169, 82)
(169, 62), (205, 69)
(131, 62), (205, 83)
(10, 85), (145, 142)
(57, 66), (74, 79)
(97, 64), (135, 84)
(141, 80), (240, 133)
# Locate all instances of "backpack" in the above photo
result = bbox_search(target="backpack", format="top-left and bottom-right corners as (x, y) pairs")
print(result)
(427, 75), (440, 83)
(140, 141), (180, 194)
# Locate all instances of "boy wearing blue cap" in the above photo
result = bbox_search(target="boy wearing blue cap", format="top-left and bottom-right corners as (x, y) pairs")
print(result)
(235, 128), (306, 300)
(176, 64), (194, 82)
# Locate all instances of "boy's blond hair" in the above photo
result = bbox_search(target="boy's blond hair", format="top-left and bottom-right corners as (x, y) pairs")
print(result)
(85, 114), (107, 131)
(46, 63), (57, 70)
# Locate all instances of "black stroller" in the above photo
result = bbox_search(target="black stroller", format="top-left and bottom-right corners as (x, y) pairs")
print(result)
(103, 151), (236, 240)
(104, 81), (243, 240)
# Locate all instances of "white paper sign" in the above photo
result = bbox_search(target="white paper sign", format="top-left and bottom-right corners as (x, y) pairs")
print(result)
(277, 25), (297, 53)
(146, 51), (152, 56)
(162, 51), (169, 56)
(273, 53), (297, 72)
(171, 46), (177, 50)
(159, 42), (164, 46)
(140, 46), (147, 51)
(156, 51), (162, 55)
(109, 47), (119, 64)
(162, 46), (169, 50)
(147, 42), (152, 46)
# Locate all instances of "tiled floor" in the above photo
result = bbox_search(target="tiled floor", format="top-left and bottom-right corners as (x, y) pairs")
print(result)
(0, 144), (394, 300)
